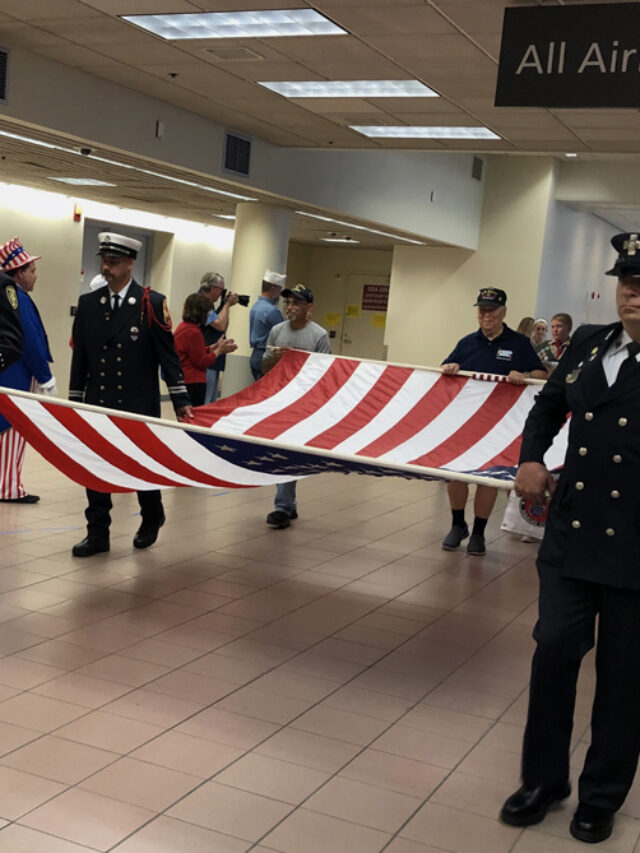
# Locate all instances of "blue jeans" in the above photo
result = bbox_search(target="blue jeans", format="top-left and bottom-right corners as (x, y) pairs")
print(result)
(275, 481), (297, 516)
(250, 349), (264, 381)
(205, 368), (220, 404)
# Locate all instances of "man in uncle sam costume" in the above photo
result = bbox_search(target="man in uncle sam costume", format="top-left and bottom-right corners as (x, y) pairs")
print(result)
(501, 232), (640, 843)
(69, 231), (191, 558)
(0, 237), (54, 503)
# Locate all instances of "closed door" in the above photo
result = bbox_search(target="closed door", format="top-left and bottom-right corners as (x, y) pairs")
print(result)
(340, 273), (389, 360)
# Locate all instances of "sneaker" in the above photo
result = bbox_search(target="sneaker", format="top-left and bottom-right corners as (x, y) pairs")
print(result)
(266, 510), (291, 529)
(467, 533), (486, 556)
(442, 523), (469, 551)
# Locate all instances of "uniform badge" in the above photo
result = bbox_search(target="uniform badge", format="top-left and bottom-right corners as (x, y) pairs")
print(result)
(100, 296), (107, 305)
(162, 298), (172, 328)
(588, 346), (600, 362)
(130, 326), (139, 341)
(128, 296), (136, 305)
(5, 285), (17, 310)
(566, 369), (581, 384)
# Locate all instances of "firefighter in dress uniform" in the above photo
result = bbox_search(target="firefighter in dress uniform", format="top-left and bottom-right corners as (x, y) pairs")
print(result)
(500, 232), (640, 844)
(69, 232), (192, 557)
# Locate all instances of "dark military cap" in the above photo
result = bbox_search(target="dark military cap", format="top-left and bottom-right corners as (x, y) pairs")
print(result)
(281, 283), (314, 303)
(606, 232), (640, 278)
(474, 287), (507, 308)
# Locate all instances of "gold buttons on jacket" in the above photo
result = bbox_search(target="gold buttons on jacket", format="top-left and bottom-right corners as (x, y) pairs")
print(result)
(585, 412), (594, 421)
(579, 447), (588, 456)
(572, 520), (581, 529)
(100, 358), (105, 364)
(618, 417), (628, 426)
(117, 343), (122, 349)
(611, 490), (620, 499)
(575, 482), (584, 490)
(613, 454), (622, 463)
(606, 528), (615, 536)
(99, 385), (105, 391)
(99, 372), (105, 377)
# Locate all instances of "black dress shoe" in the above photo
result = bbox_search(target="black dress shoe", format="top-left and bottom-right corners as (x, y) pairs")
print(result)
(570, 804), (614, 843)
(72, 536), (110, 558)
(500, 783), (571, 827)
(266, 510), (291, 528)
(133, 513), (166, 549)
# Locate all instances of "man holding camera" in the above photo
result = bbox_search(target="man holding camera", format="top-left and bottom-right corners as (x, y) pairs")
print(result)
(198, 272), (238, 403)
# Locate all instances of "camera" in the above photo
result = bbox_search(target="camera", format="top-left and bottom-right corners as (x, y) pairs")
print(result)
(221, 289), (249, 307)
(79, 147), (93, 156)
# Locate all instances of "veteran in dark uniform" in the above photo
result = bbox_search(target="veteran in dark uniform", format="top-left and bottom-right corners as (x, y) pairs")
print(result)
(70, 232), (192, 557)
(0, 269), (23, 373)
(500, 232), (640, 844)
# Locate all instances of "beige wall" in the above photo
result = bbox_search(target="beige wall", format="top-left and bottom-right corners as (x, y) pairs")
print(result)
(0, 184), (235, 395)
(286, 243), (393, 343)
(386, 157), (556, 367)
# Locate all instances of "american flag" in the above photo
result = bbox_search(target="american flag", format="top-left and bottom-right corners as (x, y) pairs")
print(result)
(0, 351), (568, 493)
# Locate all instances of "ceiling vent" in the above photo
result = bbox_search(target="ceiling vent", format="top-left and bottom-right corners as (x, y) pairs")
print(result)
(204, 46), (264, 61)
(224, 132), (251, 177)
(0, 47), (9, 105)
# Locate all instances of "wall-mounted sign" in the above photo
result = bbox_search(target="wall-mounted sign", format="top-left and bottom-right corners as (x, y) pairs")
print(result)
(495, 3), (640, 108)
(362, 284), (390, 312)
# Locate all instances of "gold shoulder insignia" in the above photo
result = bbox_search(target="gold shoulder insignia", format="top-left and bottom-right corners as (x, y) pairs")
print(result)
(6, 285), (17, 310)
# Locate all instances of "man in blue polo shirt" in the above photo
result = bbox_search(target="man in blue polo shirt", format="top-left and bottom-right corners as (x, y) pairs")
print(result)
(441, 287), (547, 555)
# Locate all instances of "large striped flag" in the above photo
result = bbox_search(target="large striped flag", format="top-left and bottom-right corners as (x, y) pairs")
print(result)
(0, 351), (568, 493)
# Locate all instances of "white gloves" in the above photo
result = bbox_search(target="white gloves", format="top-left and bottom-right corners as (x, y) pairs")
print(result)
(36, 377), (58, 396)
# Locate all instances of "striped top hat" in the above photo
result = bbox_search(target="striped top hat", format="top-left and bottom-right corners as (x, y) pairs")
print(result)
(0, 237), (41, 272)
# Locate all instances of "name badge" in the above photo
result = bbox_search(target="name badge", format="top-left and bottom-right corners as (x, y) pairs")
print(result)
(496, 349), (513, 361)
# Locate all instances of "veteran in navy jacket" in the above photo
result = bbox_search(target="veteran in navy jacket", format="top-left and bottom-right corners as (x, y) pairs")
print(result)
(500, 233), (640, 844)
(69, 232), (192, 558)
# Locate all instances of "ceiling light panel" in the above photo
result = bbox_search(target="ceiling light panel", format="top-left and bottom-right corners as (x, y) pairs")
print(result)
(350, 126), (500, 139)
(122, 10), (347, 40)
(49, 177), (117, 186)
(258, 80), (437, 98)
(296, 211), (425, 245)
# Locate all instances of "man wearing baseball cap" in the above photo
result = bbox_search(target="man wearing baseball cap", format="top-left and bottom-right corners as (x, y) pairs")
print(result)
(0, 237), (55, 503)
(249, 269), (286, 380)
(440, 287), (546, 555)
(261, 283), (330, 528)
(69, 231), (192, 557)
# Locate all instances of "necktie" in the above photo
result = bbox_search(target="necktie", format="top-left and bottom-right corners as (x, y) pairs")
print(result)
(616, 341), (640, 383)
(112, 293), (120, 314)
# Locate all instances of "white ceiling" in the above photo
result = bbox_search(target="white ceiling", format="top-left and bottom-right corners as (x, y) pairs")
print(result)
(0, 0), (639, 239)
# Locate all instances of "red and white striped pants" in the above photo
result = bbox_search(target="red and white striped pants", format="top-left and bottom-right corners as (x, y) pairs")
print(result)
(0, 428), (26, 500)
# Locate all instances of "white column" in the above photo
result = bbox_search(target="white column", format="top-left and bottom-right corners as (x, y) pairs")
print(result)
(222, 203), (292, 396)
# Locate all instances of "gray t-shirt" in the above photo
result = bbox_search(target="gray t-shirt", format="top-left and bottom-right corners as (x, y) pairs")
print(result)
(263, 320), (331, 366)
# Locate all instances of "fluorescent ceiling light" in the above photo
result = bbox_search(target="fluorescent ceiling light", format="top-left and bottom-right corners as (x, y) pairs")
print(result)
(296, 211), (425, 246)
(322, 237), (360, 244)
(212, 214), (236, 220)
(565, 152), (577, 157)
(49, 177), (117, 186)
(258, 80), (437, 98)
(122, 10), (346, 40)
(350, 126), (500, 140)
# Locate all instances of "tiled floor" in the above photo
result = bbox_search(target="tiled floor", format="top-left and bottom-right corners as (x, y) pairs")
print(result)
(0, 444), (638, 852)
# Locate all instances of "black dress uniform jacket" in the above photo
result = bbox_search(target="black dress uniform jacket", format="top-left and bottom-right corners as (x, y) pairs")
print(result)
(0, 270), (23, 373)
(520, 321), (640, 590)
(69, 281), (189, 416)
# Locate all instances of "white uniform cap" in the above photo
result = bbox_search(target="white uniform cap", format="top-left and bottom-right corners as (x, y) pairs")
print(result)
(97, 232), (142, 259)
(89, 274), (108, 291)
(263, 270), (286, 287)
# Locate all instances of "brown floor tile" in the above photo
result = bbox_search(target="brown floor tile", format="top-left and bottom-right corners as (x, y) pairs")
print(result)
(261, 808), (391, 853)
(0, 765), (66, 820)
(306, 776), (422, 832)
(113, 815), (250, 852)
(0, 693), (88, 733)
(0, 824), (95, 851)
(340, 748), (448, 799)
(401, 801), (520, 853)
(130, 730), (243, 777)
(55, 710), (164, 753)
(216, 753), (330, 804)
(79, 756), (200, 810)
(255, 728), (361, 773)
(0, 735), (118, 784)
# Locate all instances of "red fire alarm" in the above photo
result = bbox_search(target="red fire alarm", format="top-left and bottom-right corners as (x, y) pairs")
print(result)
(73, 204), (82, 222)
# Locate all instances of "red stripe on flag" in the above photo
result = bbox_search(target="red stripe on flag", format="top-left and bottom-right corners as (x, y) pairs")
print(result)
(45, 405), (180, 488)
(410, 382), (526, 468)
(245, 358), (360, 440)
(114, 418), (252, 489)
(0, 395), (127, 493)
(357, 374), (468, 458)
(190, 350), (311, 428)
(307, 366), (413, 450)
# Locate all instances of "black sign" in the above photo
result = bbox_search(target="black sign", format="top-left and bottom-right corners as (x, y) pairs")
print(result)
(495, 3), (640, 108)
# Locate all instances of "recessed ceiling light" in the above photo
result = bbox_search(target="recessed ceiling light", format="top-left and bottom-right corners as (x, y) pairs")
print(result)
(258, 80), (437, 98)
(122, 10), (346, 40)
(322, 237), (360, 244)
(350, 126), (500, 139)
(565, 152), (578, 157)
(49, 177), (117, 186)
(296, 211), (425, 245)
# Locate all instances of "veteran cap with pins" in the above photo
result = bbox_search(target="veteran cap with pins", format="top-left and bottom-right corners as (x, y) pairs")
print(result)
(606, 232), (640, 278)
(281, 283), (314, 303)
(97, 232), (142, 259)
(474, 287), (507, 308)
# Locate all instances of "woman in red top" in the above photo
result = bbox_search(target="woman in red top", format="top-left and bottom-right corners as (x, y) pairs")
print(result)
(174, 294), (237, 406)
